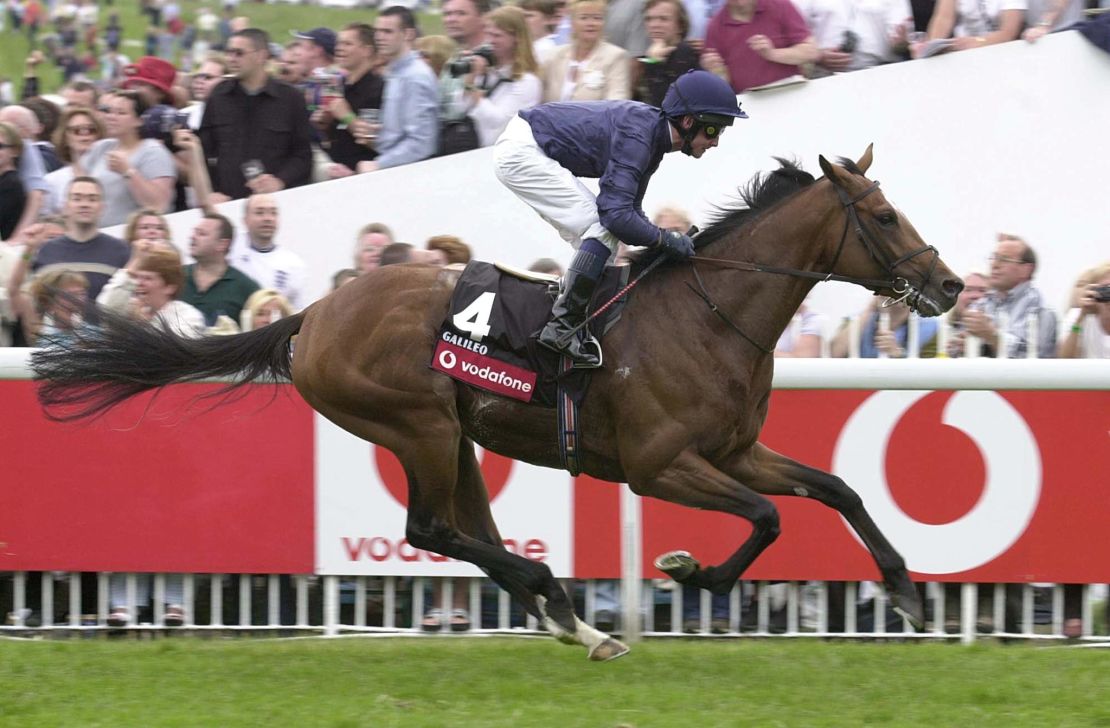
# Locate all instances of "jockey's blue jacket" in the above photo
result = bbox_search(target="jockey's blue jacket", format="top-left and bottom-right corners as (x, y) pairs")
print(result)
(519, 101), (673, 248)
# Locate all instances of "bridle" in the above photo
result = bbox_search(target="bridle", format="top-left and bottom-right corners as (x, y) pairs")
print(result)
(687, 179), (942, 352)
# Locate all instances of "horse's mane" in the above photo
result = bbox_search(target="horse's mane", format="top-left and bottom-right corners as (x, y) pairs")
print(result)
(627, 157), (816, 270)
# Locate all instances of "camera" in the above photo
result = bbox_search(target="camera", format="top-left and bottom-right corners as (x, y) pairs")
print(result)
(140, 105), (191, 151)
(839, 29), (859, 54)
(1093, 284), (1110, 303)
(447, 44), (497, 77)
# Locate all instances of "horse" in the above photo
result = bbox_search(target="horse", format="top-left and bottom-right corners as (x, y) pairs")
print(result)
(33, 147), (964, 661)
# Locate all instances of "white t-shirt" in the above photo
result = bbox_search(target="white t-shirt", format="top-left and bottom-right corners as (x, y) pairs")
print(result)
(81, 138), (176, 227)
(230, 236), (308, 310)
(776, 308), (825, 355)
(154, 300), (207, 338)
(953, 0), (1027, 37)
(468, 68), (542, 148)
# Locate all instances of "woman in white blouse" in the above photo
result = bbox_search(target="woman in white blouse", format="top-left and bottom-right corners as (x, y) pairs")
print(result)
(541, 0), (630, 102)
(460, 6), (544, 148)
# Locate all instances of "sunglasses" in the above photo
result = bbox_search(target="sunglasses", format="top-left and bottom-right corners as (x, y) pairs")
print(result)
(67, 124), (97, 134)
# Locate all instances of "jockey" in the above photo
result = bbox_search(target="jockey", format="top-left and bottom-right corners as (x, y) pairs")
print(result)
(493, 70), (747, 368)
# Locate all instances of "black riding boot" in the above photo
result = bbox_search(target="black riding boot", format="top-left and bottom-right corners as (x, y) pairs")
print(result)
(537, 242), (607, 368)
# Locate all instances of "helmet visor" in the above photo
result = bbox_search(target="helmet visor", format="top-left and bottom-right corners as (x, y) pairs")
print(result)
(696, 113), (734, 139)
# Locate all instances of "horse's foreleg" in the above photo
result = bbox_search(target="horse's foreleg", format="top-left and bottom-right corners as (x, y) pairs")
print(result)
(632, 451), (782, 596)
(724, 443), (924, 630)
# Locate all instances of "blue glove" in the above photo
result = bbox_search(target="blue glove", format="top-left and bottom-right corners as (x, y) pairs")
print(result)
(658, 230), (695, 259)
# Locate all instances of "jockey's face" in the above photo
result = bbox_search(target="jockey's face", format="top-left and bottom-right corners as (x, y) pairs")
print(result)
(676, 116), (723, 158)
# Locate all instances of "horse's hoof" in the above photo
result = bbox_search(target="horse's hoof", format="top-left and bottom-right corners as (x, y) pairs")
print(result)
(588, 638), (630, 662)
(654, 550), (700, 582)
(890, 589), (926, 631)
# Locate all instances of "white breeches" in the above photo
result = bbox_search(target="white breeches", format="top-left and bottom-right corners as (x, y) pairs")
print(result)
(493, 115), (619, 254)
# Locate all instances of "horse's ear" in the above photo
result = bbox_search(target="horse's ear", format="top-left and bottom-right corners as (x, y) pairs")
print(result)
(856, 144), (874, 174)
(818, 155), (845, 187)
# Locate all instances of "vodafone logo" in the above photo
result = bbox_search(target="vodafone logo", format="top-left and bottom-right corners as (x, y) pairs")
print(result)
(833, 391), (1042, 574)
(438, 350), (457, 370)
(373, 445), (514, 508)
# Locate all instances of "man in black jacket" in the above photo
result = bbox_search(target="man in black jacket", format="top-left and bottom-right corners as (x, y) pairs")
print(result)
(199, 28), (314, 202)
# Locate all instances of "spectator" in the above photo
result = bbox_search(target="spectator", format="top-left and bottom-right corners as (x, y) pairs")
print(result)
(353, 222), (395, 274)
(332, 268), (359, 290)
(519, 0), (563, 63)
(0, 122), (26, 241)
(21, 96), (62, 172)
(182, 212), (259, 327)
(316, 23), (384, 179)
(122, 207), (172, 251)
(702, 0), (818, 93)
(29, 268), (88, 344)
(13, 177), (129, 312)
(437, 0), (493, 155)
(425, 234), (472, 265)
(97, 244), (206, 339)
(277, 41), (307, 85)
(230, 194), (308, 309)
(60, 79), (99, 109)
(415, 35), (459, 77)
(356, 7), (438, 172)
(291, 26), (337, 84)
(185, 55), (229, 130)
(1057, 261), (1109, 638)
(605, 0), (651, 58)
(830, 298), (939, 358)
(79, 89), (175, 227)
(380, 242), (415, 266)
(119, 56), (177, 108)
(0, 104), (50, 240)
(199, 28), (314, 200)
(1023, 0), (1082, 42)
(456, 6), (543, 148)
(541, 0), (631, 102)
(943, 270), (988, 356)
(632, 0), (701, 106)
(495, 70), (745, 365)
(911, 0), (1024, 57)
(776, 299), (824, 357)
(961, 233), (1057, 358)
(100, 41), (132, 88)
(1058, 261), (1110, 360)
(43, 105), (104, 215)
(240, 287), (293, 331)
(795, 0), (912, 75)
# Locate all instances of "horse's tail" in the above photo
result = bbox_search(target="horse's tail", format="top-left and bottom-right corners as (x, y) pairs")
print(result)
(31, 306), (307, 422)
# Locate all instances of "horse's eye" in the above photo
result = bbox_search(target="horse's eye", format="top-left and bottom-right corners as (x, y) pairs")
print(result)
(877, 212), (897, 227)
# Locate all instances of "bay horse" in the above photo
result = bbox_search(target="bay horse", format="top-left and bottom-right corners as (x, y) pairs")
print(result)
(33, 147), (963, 661)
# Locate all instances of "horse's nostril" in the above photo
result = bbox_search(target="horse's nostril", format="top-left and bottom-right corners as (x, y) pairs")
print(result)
(942, 279), (964, 299)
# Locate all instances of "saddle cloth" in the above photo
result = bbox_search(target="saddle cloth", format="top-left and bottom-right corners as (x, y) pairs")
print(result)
(431, 260), (630, 407)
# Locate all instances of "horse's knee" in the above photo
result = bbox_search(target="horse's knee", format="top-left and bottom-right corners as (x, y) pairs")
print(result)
(405, 520), (454, 554)
(753, 501), (781, 542)
(823, 476), (863, 513)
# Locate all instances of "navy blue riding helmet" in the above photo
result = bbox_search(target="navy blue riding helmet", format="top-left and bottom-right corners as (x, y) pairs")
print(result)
(661, 70), (748, 155)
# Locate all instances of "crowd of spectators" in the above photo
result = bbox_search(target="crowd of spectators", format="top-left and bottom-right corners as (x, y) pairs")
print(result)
(0, 0), (1106, 631)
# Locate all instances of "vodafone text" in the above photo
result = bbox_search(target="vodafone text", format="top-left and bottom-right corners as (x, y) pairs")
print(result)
(342, 536), (548, 563)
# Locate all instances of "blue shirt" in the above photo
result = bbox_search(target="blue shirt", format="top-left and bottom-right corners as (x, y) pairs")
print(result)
(377, 50), (439, 170)
(520, 101), (673, 247)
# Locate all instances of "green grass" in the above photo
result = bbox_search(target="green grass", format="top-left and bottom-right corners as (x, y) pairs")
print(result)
(2, 637), (1108, 726)
(0, 0), (443, 97)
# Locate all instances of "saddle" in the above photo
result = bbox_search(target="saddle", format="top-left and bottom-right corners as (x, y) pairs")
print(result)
(431, 260), (631, 407)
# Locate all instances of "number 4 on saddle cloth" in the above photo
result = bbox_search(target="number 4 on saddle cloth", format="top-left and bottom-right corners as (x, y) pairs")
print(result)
(431, 261), (631, 408)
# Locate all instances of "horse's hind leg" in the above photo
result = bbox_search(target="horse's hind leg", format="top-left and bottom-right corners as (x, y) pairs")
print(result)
(452, 440), (628, 661)
(723, 444), (925, 630)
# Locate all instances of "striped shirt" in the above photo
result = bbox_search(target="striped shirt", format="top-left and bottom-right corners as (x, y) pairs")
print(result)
(969, 281), (1058, 359)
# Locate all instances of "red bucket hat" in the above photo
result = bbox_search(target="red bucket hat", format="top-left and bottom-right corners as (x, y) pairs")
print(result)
(121, 57), (177, 98)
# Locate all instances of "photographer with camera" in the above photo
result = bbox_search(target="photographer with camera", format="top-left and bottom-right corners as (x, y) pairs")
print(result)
(451, 7), (542, 149)
(1059, 262), (1110, 360)
(79, 89), (175, 226)
(793, 0), (911, 75)
(437, 0), (495, 155)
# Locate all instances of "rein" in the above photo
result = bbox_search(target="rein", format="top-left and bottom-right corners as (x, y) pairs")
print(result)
(683, 180), (940, 353)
